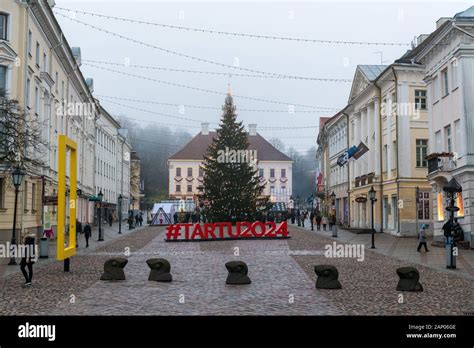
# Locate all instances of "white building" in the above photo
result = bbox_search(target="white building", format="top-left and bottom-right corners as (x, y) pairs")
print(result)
(95, 105), (131, 222)
(407, 6), (474, 241)
(168, 123), (293, 204)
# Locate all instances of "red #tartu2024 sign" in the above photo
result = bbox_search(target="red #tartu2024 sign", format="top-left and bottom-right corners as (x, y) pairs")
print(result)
(165, 221), (289, 241)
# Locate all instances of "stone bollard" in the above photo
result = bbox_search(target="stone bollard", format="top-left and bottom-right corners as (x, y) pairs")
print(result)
(100, 258), (128, 281)
(314, 265), (342, 289)
(147, 258), (172, 282)
(225, 261), (251, 285)
(396, 266), (423, 292)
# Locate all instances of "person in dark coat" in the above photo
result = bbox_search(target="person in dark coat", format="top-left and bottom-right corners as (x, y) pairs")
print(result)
(20, 234), (35, 286)
(173, 212), (178, 224)
(108, 214), (113, 227)
(83, 224), (92, 248)
(139, 214), (143, 226)
(316, 213), (322, 230)
(135, 214), (139, 227)
(128, 214), (134, 230)
(310, 210), (315, 231)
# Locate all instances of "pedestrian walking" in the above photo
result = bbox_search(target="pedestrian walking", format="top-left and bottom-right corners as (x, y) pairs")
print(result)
(139, 214), (143, 227)
(316, 213), (322, 230)
(20, 234), (36, 287)
(108, 214), (113, 227)
(83, 224), (92, 248)
(417, 224), (429, 252)
(322, 215), (328, 231)
(76, 219), (82, 248)
(128, 214), (134, 230)
(173, 212), (178, 224)
(301, 211), (306, 228)
(310, 210), (315, 231)
(135, 214), (139, 227)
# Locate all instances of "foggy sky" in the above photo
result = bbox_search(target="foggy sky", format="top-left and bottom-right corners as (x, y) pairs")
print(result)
(56, 0), (471, 153)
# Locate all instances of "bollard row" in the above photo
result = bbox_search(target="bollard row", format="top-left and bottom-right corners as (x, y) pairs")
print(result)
(100, 258), (423, 291)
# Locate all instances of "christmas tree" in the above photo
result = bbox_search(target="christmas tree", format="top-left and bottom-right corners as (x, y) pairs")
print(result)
(202, 90), (268, 222)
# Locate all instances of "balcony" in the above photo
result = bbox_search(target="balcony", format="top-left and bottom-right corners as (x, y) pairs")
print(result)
(426, 153), (456, 175)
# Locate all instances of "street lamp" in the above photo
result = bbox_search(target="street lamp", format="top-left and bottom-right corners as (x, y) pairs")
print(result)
(98, 190), (104, 241)
(368, 186), (377, 249)
(443, 178), (462, 269)
(118, 194), (123, 234)
(8, 167), (26, 265)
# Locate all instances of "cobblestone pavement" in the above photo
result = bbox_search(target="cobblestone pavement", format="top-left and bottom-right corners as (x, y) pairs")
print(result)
(297, 219), (474, 278)
(1, 224), (472, 315)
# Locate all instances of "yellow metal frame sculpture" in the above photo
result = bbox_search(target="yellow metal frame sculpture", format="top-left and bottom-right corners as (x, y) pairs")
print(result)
(56, 135), (77, 261)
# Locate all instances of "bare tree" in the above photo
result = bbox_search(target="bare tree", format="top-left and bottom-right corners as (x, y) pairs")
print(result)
(269, 137), (286, 152)
(0, 98), (46, 173)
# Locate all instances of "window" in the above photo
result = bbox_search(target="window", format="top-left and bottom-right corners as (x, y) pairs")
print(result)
(0, 13), (8, 40)
(445, 125), (452, 152)
(417, 192), (430, 220)
(258, 168), (264, 177)
(454, 119), (461, 154)
(187, 167), (192, 177)
(61, 81), (64, 101)
(391, 141), (397, 169)
(187, 185), (192, 192)
(281, 169), (286, 178)
(383, 144), (388, 172)
(456, 193), (465, 218)
(198, 167), (204, 177)
(0, 65), (6, 97)
(437, 192), (445, 221)
(43, 52), (47, 72)
(451, 60), (458, 89)
(270, 186), (275, 192)
(176, 167), (181, 177)
(34, 86), (39, 115)
(414, 90), (427, 110)
(435, 131), (441, 152)
(35, 42), (40, 66)
(55, 72), (58, 92)
(281, 186), (286, 191)
(28, 30), (32, 55)
(0, 178), (4, 208)
(31, 183), (36, 211)
(442, 68), (449, 96)
(23, 182), (28, 211)
(270, 168), (275, 178)
(416, 139), (428, 167)
(26, 78), (31, 108)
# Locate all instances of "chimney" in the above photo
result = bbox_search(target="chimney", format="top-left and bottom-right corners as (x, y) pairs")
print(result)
(71, 47), (81, 66)
(249, 124), (257, 136)
(201, 122), (209, 135)
(436, 17), (450, 29)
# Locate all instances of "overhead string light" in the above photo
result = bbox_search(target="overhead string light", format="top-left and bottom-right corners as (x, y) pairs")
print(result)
(82, 59), (353, 83)
(85, 62), (340, 110)
(54, 7), (411, 47)
(95, 94), (337, 114)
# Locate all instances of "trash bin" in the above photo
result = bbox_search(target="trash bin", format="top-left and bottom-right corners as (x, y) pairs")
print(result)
(332, 225), (338, 237)
(40, 237), (49, 258)
(445, 236), (456, 269)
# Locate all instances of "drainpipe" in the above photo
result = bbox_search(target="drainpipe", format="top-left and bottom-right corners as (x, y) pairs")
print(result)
(373, 80), (384, 233)
(391, 66), (401, 235)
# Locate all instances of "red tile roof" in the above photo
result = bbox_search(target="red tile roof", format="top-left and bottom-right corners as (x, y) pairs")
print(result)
(169, 131), (292, 162)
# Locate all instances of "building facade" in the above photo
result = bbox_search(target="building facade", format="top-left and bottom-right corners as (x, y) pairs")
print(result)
(168, 123), (293, 204)
(0, 0), (97, 242)
(406, 6), (474, 241)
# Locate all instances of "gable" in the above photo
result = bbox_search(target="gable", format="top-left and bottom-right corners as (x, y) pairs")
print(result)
(0, 41), (17, 64)
(348, 68), (371, 102)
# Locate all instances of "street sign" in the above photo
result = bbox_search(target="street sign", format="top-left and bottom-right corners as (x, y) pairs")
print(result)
(89, 196), (101, 201)
(355, 196), (367, 203)
(43, 196), (58, 205)
(352, 142), (369, 160)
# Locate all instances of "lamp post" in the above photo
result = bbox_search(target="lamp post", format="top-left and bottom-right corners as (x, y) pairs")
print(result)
(118, 194), (123, 234)
(98, 190), (104, 241)
(368, 186), (377, 249)
(443, 178), (462, 269)
(8, 167), (26, 265)
(296, 194), (301, 227)
(330, 190), (336, 217)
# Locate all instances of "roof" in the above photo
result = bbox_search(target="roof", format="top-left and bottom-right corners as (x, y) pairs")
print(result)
(319, 117), (332, 128)
(454, 6), (474, 20)
(169, 131), (292, 162)
(358, 65), (388, 81)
